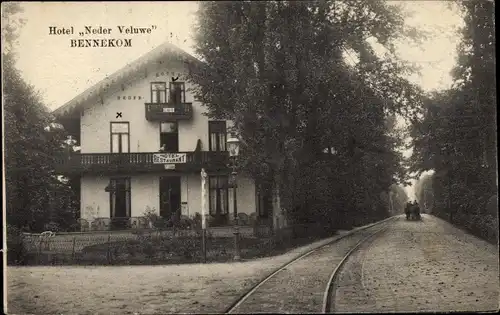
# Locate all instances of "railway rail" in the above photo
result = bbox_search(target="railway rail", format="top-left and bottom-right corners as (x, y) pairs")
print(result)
(225, 216), (397, 314)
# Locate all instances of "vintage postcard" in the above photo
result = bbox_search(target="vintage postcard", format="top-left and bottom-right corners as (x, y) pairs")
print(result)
(2, 1), (498, 314)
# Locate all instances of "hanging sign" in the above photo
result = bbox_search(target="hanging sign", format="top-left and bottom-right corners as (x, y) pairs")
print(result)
(162, 107), (175, 113)
(153, 153), (186, 164)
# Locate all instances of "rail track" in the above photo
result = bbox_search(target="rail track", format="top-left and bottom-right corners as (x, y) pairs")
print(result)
(322, 224), (390, 313)
(225, 216), (397, 314)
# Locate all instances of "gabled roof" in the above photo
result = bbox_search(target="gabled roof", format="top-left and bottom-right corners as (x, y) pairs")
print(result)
(52, 42), (202, 118)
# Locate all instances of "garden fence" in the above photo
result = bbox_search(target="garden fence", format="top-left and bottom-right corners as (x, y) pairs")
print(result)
(16, 223), (336, 266)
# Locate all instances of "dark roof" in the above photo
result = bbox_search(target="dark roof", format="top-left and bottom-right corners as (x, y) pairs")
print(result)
(52, 42), (202, 117)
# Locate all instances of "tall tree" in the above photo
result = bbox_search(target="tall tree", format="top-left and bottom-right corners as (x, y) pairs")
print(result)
(3, 3), (78, 232)
(414, 174), (433, 213)
(410, 0), (496, 242)
(189, 1), (419, 228)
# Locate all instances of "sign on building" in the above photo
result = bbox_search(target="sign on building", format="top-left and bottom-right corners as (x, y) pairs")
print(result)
(162, 107), (175, 113)
(153, 153), (187, 164)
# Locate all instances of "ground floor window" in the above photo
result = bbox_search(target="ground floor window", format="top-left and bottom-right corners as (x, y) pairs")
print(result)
(209, 176), (229, 217)
(109, 178), (131, 218)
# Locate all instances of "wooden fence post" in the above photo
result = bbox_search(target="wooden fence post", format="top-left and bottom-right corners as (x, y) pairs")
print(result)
(106, 234), (111, 264)
(71, 236), (77, 261)
(47, 237), (53, 265)
(38, 238), (43, 264)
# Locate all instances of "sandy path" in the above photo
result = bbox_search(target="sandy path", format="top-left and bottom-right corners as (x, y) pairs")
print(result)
(228, 222), (393, 314)
(333, 214), (499, 313)
(7, 231), (348, 315)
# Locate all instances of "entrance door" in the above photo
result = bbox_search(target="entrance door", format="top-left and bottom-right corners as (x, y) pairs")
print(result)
(110, 178), (131, 229)
(159, 176), (181, 220)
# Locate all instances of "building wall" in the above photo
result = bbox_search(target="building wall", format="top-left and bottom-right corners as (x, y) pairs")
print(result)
(79, 59), (226, 154)
(80, 175), (110, 220)
(77, 53), (257, 223)
(80, 174), (160, 219)
(131, 175), (159, 217)
(81, 173), (255, 219)
(181, 173), (202, 217)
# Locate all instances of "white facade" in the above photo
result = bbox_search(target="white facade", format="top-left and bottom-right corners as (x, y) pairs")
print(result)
(77, 55), (259, 221)
(80, 60), (207, 153)
(80, 173), (257, 220)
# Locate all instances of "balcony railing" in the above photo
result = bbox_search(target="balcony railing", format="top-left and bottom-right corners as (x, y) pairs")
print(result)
(55, 151), (229, 175)
(145, 103), (193, 121)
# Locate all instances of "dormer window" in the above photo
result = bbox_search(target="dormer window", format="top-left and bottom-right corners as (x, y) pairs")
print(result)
(169, 82), (185, 104)
(151, 82), (167, 103)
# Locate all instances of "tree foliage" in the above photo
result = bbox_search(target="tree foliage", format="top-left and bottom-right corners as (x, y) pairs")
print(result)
(410, 0), (497, 242)
(390, 184), (410, 215)
(414, 173), (434, 213)
(188, 1), (420, 228)
(1, 2), (25, 55)
(3, 3), (79, 232)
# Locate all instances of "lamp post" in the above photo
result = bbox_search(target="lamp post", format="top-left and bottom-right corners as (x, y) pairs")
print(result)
(201, 168), (208, 263)
(227, 135), (241, 261)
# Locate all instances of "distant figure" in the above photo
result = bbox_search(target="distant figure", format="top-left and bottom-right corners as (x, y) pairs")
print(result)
(414, 201), (421, 220)
(405, 202), (411, 220)
(408, 201), (421, 220)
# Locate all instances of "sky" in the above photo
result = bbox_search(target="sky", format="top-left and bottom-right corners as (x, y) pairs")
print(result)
(13, 1), (464, 110)
(10, 1), (464, 200)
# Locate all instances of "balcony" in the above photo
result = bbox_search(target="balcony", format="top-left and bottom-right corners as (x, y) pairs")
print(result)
(145, 102), (193, 121)
(55, 151), (229, 175)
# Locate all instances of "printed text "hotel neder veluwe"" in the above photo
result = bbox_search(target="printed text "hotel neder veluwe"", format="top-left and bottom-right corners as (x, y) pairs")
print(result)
(49, 25), (158, 47)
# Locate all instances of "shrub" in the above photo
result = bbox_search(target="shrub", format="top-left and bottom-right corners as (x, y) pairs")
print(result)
(143, 206), (159, 228)
(171, 237), (199, 259)
(178, 216), (194, 229)
(473, 213), (498, 243)
(192, 213), (203, 236)
(44, 221), (60, 232)
(153, 217), (172, 230)
(7, 224), (27, 265)
(208, 215), (228, 227)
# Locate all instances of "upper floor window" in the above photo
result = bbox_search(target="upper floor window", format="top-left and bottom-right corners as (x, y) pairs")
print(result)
(169, 82), (185, 104)
(160, 122), (178, 133)
(151, 82), (167, 103)
(209, 121), (226, 151)
(110, 122), (129, 153)
(159, 122), (178, 152)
